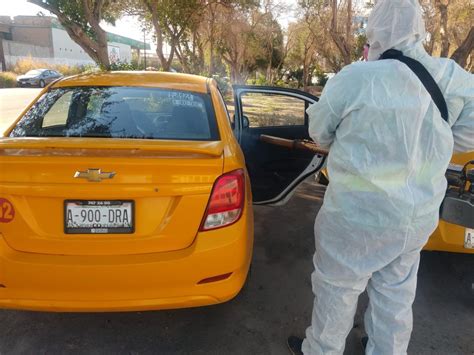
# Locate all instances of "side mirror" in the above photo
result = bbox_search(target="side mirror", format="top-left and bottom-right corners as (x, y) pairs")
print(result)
(242, 115), (250, 129)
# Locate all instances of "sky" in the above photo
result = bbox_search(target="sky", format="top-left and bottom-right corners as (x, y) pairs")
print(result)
(0, 0), (153, 48)
(0, 0), (299, 52)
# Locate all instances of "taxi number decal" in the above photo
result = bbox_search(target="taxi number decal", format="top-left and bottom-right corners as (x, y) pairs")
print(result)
(0, 199), (15, 223)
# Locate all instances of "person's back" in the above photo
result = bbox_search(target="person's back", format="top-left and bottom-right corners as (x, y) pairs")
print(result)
(295, 1), (473, 354)
(311, 48), (472, 267)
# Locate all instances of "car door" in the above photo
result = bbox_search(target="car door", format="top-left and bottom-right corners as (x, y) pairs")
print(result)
(44, 70), (55, 84)
(233, 85), (326, 205)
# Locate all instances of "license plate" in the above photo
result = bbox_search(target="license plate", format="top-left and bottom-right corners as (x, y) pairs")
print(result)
(465, 228), (474, 249)
(65, 200), (134, 234)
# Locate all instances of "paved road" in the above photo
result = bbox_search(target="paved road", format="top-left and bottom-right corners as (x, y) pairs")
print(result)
(0, 89), (472, 354)
(0, 88), (41, 134)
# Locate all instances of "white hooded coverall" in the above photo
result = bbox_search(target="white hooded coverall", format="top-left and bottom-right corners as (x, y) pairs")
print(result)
(302, 0), (474, 354)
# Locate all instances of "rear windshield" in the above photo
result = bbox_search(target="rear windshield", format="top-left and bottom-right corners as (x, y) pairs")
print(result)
(10, 86), (219, 141)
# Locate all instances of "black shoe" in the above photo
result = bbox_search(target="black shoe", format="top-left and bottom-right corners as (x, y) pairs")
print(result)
(361, 336), (368, 350)
(287, 336), (304, 355)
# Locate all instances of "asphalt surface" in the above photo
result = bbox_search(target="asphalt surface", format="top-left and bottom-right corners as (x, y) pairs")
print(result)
(0, 88), (472, 354)
(0, 88), (41, 134)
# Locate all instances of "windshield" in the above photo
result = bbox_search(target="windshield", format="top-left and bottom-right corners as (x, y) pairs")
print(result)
(10, 86), (219, 141)
(25, 70), (43, 76)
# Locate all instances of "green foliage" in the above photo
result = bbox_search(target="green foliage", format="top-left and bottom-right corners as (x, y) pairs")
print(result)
(213, 75), (231, 96)
(247, 73), (269, 86)
(251, 13), (285, 72)
(0, 72), (17, 88)
(353, 34), (368, 60)
(109, 60), (143, 71)
(314, 69), (329, 87)
(33, 0), (117, 40)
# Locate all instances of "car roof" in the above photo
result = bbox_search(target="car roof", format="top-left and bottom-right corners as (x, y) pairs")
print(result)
(52, 71), (210, 94)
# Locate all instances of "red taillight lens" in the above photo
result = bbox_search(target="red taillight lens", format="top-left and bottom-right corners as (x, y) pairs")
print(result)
(200, 169), (245, 231)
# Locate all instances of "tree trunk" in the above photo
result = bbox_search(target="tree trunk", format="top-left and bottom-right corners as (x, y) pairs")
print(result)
(94, 26), (110, 68)
(0, 38), (7, 71)
(175, 46), (191, 73)
(303, 57), (308, 91)
(451, 26), (474, 69)
(436, 1), (450, 57)
(346, 0), (352, 43)
(426, 23), (440, 55)
(208, 6), (216, 75)
(329, 0), (352, 66)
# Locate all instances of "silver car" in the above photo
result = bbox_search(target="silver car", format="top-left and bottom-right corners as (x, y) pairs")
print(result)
(16, 69), (63, 88)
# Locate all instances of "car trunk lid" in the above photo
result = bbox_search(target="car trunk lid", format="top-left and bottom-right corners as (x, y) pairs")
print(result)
(0, 138), (224, 255)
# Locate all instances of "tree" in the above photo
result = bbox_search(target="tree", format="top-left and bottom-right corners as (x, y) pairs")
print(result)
(451, 26), (474, 69)
(329, 0), (353, 66)
(140, 0), (202, 71)
(28, 0), (116, 69)
(421, 0), (473, 69)
(204, 0), (260, 77)
(286, 22), (317, 89)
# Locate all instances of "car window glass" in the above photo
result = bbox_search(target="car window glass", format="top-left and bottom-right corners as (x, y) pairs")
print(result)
(42, 91), (73, 128)
(240, 92), (306, 128)
(26, 70), (41, 75)
(10, 87), (219, 141)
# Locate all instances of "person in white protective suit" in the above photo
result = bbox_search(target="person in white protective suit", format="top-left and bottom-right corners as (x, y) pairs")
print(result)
(287, 0), (474, 354)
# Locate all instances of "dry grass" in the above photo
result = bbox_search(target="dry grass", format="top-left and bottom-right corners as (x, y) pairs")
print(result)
(0, 72), (18, 88)
(241, 93), (305, 127)
(12, 57), (84, 76)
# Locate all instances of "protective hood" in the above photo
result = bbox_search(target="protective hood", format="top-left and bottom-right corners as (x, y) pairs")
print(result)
(366, 0), (426, 61)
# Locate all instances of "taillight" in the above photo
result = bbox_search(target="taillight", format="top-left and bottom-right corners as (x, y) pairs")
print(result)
(200, 169), (245, 231)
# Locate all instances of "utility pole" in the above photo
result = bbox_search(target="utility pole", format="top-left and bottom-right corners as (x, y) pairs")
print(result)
(143, 29), (147, 70)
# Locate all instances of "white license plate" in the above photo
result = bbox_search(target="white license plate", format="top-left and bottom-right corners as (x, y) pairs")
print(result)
(465, 228), (474, 249)
(65, 200), (134, 234)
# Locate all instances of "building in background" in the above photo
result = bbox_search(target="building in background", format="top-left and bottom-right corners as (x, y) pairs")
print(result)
(0, 15), (150, 71)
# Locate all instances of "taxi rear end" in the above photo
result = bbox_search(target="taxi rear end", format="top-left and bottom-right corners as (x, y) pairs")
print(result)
(0, 72), (253, 311)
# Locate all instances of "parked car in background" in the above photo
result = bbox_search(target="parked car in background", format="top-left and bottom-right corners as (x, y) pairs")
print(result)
(16, 69), (62, 88)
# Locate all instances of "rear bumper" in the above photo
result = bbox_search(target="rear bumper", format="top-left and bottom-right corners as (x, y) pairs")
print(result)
(17, 82), (38, 87)
(424, 221), (474, 254)
(0, 210), (254, 312)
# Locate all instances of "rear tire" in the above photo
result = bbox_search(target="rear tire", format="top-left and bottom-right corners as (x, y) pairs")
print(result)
(39, 80), (45, 88)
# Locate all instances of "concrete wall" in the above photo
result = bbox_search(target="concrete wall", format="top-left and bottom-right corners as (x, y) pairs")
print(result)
(51, 29), (132, 65)
(108, 42), (132, 63)
(51, 27), (94, 65)
(10, 17), (53, 51)
(2, 40), (52, 69)
(2, 40), (96, 69)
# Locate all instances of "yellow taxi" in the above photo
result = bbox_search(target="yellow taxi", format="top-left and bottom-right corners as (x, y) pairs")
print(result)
(0, 73), (325, 311)
(424, 153), (474, 254)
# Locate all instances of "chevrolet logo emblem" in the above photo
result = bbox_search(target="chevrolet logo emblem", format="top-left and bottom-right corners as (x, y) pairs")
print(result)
(74, 169), (116, 182)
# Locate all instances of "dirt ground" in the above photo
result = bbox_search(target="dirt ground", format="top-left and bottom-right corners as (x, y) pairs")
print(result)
(0, 180), (471, 354)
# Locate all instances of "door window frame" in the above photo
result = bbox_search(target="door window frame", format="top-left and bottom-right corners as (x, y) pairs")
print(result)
(232, 85), (325, 205)
(232, 85), (318, 143)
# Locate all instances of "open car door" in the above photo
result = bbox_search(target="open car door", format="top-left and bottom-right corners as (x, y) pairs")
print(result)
(233, 85), (326, 205)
